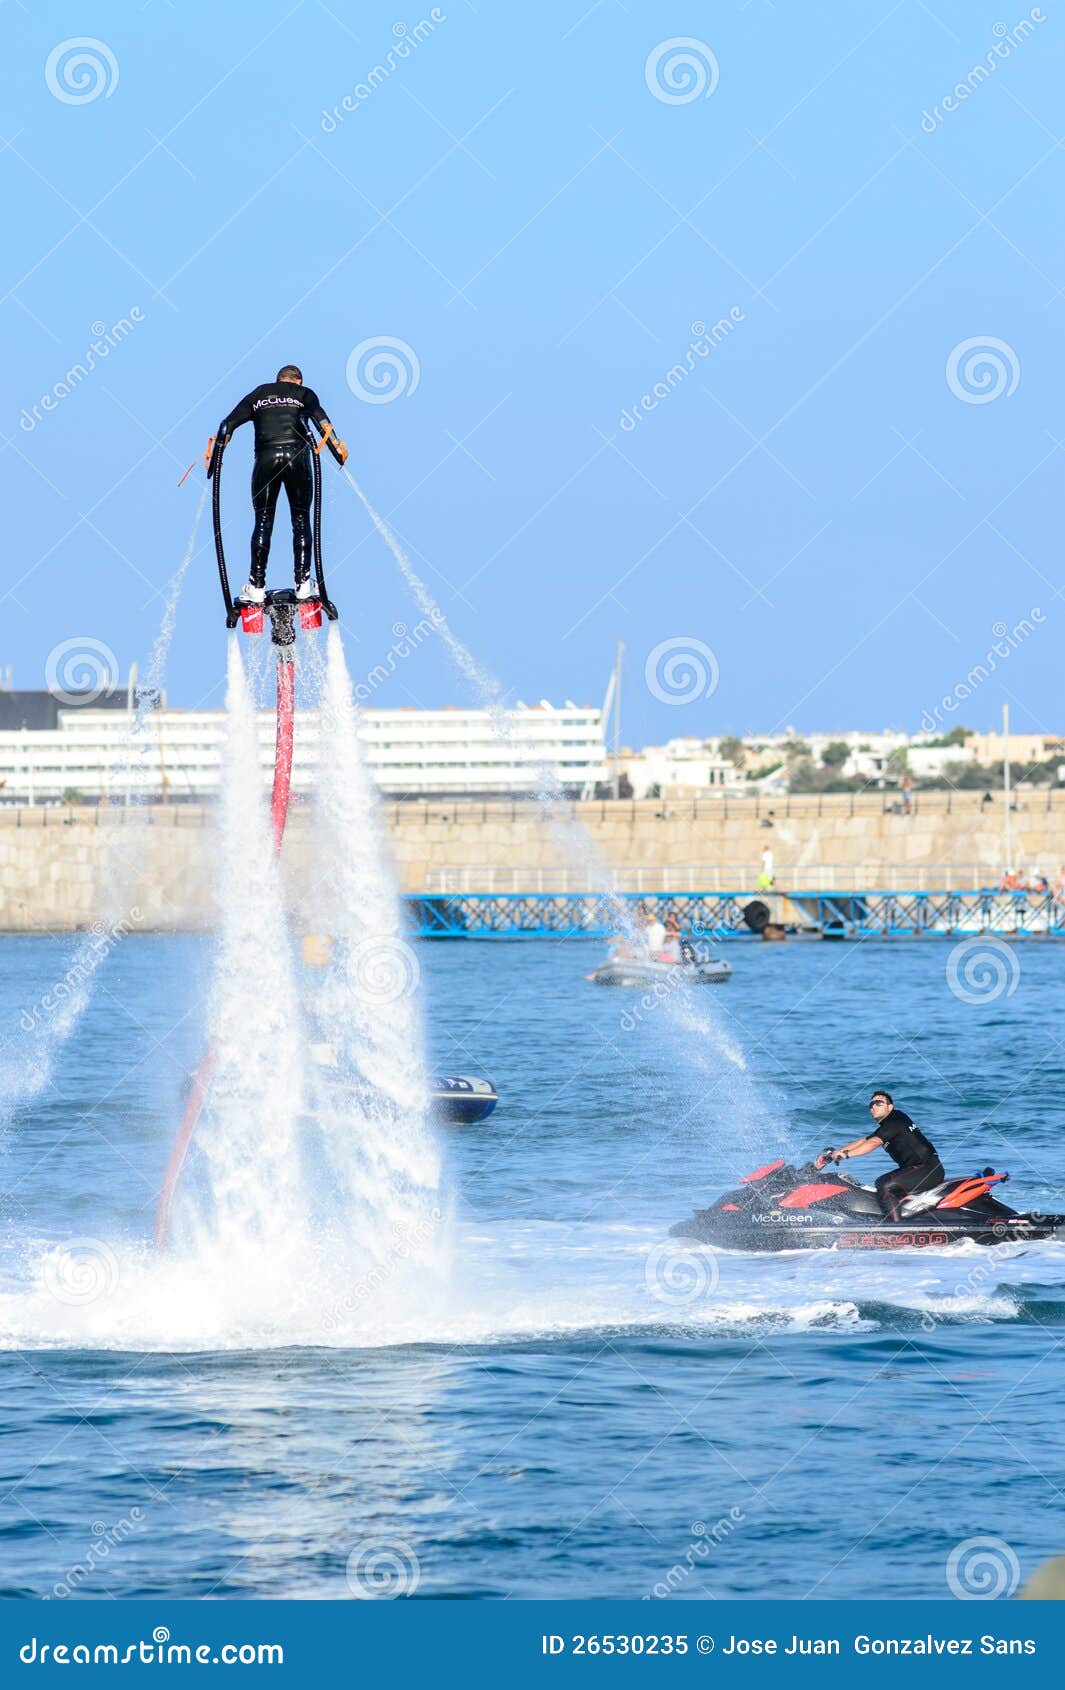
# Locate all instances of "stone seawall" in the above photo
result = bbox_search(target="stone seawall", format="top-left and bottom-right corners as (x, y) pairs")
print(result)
(0, 792), (1060, 931)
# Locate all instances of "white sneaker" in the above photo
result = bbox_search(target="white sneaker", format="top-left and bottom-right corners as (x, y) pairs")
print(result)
(240, 581), (266, 604)
(295, 579), (316, 602)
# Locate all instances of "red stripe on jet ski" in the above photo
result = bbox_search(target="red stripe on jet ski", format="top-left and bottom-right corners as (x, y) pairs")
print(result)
(741, 1159), (786, 1183)
(779, 1183), (849, 1208)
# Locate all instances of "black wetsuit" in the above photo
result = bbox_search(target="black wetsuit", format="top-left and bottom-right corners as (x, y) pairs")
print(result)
(872, 1108), (944, 1219)
(216, 383), (338, 589)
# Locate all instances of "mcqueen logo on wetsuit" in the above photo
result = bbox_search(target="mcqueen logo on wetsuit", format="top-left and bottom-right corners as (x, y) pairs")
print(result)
(253, 395), (302, 409)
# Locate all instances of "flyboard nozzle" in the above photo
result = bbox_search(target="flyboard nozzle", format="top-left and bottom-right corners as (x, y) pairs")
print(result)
(265, 589), (298, 651)
(237, 588), (324, 645)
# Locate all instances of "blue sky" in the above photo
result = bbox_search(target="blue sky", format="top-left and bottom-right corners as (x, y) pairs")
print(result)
(3, 0), (1063, 744)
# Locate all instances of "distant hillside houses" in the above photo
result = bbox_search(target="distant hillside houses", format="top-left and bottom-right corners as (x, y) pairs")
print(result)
(624, 728), (1065, 799)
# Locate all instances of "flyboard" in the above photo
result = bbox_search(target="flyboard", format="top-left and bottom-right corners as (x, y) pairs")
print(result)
(153, 423), (344, 1249)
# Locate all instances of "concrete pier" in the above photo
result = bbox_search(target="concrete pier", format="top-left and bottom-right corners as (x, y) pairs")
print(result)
(0, 790), (1060, 932)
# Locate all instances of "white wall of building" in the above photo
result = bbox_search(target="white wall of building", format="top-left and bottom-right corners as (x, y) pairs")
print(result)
(626, 730), (915, 795)
(906, 744), (976, 779)
(625, 737), (740, 797)
(0, 702), (606, 803)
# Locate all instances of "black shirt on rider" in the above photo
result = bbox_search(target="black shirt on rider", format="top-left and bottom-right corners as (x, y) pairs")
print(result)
(873, 1108), (938, 1170)
(219, 382), (333, 454)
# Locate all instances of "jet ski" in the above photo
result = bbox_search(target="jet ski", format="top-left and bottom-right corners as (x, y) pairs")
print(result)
(670, 1155), (1065, 1250)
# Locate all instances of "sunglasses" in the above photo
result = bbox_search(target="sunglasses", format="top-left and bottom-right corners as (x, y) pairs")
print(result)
(869, 1100), (889, 1109)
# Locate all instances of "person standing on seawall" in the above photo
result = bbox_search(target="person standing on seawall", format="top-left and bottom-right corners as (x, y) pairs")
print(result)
(207, 365), (348, 603)
(756, 845), (774, 891)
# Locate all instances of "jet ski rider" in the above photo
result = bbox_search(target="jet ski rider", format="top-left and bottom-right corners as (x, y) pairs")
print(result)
(816, 1091), (945, 1221)
(208, 365), (348, 605)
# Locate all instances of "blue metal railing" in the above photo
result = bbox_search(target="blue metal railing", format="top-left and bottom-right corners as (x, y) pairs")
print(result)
(403, 889), (1065, 939)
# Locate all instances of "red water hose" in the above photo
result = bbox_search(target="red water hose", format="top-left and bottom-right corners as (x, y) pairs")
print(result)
(154, 652), (296, 1249)
(271, 656), (294, 851)
(153, 1048), (213, 1248)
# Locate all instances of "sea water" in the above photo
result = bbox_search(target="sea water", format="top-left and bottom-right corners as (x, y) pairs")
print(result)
(0, 933), (1061, 1598)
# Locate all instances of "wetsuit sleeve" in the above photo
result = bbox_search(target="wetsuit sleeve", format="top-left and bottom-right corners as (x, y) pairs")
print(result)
(207, 388), (260, 477)
(218, 389), (257, 438)
(302, 388), (348, 464)
(302, 387), (329, 431)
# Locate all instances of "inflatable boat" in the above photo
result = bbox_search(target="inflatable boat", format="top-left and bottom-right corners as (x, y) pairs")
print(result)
(590, 952), (732, 987)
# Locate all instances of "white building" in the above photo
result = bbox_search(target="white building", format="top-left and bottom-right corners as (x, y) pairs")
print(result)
(625, 730), (914, 796)
(905, 744), (976, 780)
(0, 700), (606, 803)
(625, 737), (742, 797)
(720, 729), (915, 787)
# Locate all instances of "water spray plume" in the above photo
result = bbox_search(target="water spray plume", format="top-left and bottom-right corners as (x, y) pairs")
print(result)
(157, 626), (445, 1328)
(0, 485), (208, 1134)
(168, 638), (305, 1261)
(342, 468), (507, 725)
(306, 626), (444, 1272)
(343, 468), (783, 1169)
